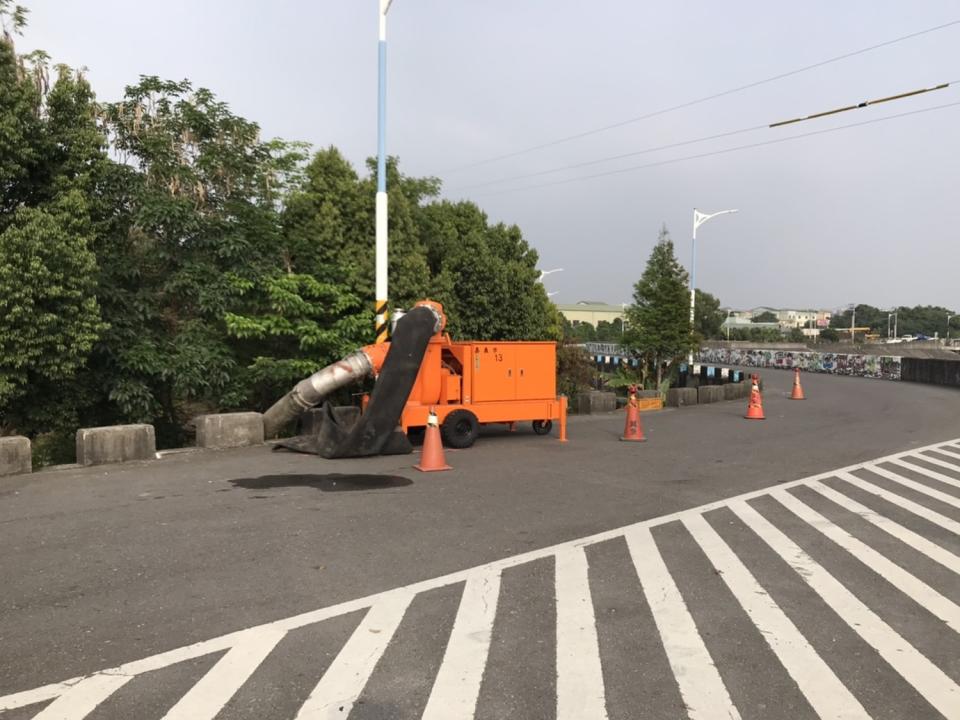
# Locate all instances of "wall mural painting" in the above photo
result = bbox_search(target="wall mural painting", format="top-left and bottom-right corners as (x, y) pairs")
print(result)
(697, 348), (902, 381)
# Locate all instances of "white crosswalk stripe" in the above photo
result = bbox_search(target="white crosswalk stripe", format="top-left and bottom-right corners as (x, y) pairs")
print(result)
(421, 572), (500, 720)
(626, 525), (741, 720)
(683, 513), (870, 720)
(2, 438), (959, 719)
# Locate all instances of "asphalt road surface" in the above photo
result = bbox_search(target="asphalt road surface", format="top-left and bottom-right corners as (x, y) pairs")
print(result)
(1, 369), (959, 719)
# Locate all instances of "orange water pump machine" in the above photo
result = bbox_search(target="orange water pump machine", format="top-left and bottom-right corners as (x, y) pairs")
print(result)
(389, 300), (568, 448)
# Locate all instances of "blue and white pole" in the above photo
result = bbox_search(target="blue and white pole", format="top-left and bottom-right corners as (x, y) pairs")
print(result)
(688, 208), (738, 364)
(375, 0), (393, 344)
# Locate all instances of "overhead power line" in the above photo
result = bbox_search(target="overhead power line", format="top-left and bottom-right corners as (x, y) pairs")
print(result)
(452, 80), (953, 192)
(769, 82), (951, 127)
(444, 19), (960, 174)
(466, 100), (960, 197)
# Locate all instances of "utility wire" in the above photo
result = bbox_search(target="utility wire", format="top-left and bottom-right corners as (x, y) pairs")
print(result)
(769, 82), (951, 127)
(452, 80), (953, 192)
(467, 100), (960, 197)
(452, 124), (766, 191)
(444, 19), (960, 173)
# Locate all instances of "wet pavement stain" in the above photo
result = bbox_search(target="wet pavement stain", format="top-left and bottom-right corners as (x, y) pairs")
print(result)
(230, 473), (413, 493)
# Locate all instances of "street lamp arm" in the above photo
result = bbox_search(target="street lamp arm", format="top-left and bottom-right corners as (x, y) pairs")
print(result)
(693, 208), (739, 232)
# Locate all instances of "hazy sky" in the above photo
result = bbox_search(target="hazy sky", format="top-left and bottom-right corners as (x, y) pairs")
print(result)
(19, 1), (960, 310)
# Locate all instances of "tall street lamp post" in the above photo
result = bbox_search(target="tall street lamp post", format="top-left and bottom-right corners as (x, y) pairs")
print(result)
(375, 0), (394, 344)
(688, 208), (738, 363)
(947, 313), (954, 343)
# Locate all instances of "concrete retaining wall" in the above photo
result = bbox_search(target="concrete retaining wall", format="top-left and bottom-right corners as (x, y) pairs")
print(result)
(76, 424), (156, 467)
(697, 386), (724, 404)
(666, 387), (698, 407)
(0, 436), (31, 476)
(723, 383), (741, 401)
(195, 412), (264, 449)
(576, 391), (617, 414)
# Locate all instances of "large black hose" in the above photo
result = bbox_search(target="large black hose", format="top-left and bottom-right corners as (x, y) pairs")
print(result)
(315, 305), (437, 458)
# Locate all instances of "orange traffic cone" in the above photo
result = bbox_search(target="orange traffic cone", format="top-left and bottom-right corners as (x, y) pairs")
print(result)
(620, 385), (646, 442)
(745, 375), (765, 420)
(415, 409), (452, 472)
(790, 368), (805, 400)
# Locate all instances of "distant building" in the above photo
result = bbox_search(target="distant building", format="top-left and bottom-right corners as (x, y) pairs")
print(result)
(556, 301), (626, 328)
(721, 306), (833, 335)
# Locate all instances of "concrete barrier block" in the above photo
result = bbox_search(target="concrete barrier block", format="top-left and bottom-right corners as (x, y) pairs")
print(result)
(76, 424), (156, 467)
(0, 436), (31, 476)
(698, 385), (724, 404)
(666, 387), (698, 407)
(740, 381), (752, 398)
(723, 383), (740, 401)
(575, 391), (617, 414)
(637, 389), (660, 399)
(195, 412), (264, 449)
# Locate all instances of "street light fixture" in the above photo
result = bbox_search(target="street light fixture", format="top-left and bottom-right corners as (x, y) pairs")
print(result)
(538, 268), (564, 282)
(374, 0), (395, 344)
(688, 208), (738, 363)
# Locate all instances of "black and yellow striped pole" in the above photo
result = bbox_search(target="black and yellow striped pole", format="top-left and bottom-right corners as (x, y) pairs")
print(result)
(375, 299), (389, 344)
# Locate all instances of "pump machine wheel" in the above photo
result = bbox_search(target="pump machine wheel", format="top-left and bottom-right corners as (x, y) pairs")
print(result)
(441, 409), (480, 449)
(532, 419), (553, 435)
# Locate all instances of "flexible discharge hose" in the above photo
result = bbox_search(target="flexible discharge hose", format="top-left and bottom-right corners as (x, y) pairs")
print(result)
(261, 350), (373, 438)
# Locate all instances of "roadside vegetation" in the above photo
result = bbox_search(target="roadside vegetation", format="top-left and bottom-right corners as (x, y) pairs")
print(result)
(0, 4), (557, 460)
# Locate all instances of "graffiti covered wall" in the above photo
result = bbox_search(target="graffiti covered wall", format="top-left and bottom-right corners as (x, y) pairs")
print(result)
(697, 348), (902, 380)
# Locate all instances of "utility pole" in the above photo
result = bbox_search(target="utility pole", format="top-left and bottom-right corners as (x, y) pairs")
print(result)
(375, 0), (395, 344)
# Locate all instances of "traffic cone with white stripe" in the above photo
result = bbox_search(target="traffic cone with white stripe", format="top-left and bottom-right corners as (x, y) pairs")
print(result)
(745, 375), (765, 420)
(415, 408), (452, 472)
(790, 368), (805, 400)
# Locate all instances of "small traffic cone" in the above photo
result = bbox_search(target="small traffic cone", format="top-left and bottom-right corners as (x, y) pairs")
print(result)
(790, 368), (805, 400)
(415, 408), (452, 472)
(745, 375), (765, 420)
(620, 385), (646, 442)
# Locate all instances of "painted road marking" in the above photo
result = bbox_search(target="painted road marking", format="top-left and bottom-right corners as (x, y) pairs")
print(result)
(625, 526), (741, 720)
(2, 437), (959, 719)
(730, 500), (960, 720)
(888, 456), (960, 489)
(31, 673), (131, 720)
(837, 470), (960, 535)
(684, 513), (870, 720)
(772, 488), (960, 632)
(865, 463), (960, 509)
(421, 572), (500, 720)
(294, 592), (412, 720)
(162, 628), (287, 720)
(809, 479), (960, 573)
(555, 545), (608, 720)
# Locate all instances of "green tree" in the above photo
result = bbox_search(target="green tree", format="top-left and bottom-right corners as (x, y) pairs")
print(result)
(0, 195), (105, 415)
(694, 289), (724, 340)
(752, 310), (778, 323)
(416, 199), (555, 340)
(624, 225), (691, 387)
(819, 327), (840, 343)
(92, 77), (305, 442)
(595, 319), (623, 342)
